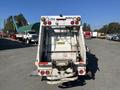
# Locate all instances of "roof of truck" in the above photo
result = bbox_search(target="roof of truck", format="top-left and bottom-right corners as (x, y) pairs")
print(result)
(18, 22), (40, 33)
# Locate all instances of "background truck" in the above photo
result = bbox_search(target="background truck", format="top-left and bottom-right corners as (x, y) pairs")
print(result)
(16, 30), (38, 44)
(35, 15), (89, 84)
(84, 31), (92, 39)
(92, 31), (98, 38)
(12, 16), (38, 44)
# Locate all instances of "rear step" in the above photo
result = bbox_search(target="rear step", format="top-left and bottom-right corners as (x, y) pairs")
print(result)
(47, 76), (78, 84)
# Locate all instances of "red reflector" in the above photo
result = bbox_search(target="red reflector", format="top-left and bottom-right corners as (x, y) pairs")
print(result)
(48, 21), (52, 25)
(46, 71), (50, 75)
(40, 71), (45, 75)
(75, 21), (79, 25)
(39, 62), (48, 65)
(79, 70), (84, 74)
(71, 21), (74, 25)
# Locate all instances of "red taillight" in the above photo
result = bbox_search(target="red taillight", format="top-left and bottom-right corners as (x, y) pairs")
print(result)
(46, 71), (50, 75)
(39, 62), (48, 65)
(48, 21), (52, 25)
(40, 71), (45, 75)
(71, 21), (74, 25)
(78, 67), (86, 75)
(75, 21), (79, 25)
(39, 70), (50, 76)
(43, 21), (52, 25)
(79, 70), (84, 74)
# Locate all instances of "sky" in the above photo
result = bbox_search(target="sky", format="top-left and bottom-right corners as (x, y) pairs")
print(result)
(0, 0), (120, 30)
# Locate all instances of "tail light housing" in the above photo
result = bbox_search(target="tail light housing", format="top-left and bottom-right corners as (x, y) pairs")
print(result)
(71, 19), (80, 25)
(46, 70), (50, 75)
(75, 21), (79, 25)
(71, 21), (74, 25)
(41, 17), (52, 25)
(43, 21), (52, 25)
(48, 21), (52, 25)
(78, 67), (86, 75)
(79, 70), (84, 74)
(38, 70), (51, 76)
(40, 70), (45, 75)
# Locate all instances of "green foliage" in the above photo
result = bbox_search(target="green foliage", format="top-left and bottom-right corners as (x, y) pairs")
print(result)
(14, 13), (28, 28)
(96, 22), (120, 34)
(83, 23), (91, 31)
(3, 13), (28, 33)
(3, 16), (15, 33)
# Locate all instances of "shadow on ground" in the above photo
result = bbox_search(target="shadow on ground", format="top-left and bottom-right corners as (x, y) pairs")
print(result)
(0, 38), (36, 50)
(58, 52), (100, 89)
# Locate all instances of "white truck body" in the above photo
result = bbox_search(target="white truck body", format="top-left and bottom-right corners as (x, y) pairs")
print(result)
(16, 30), (38, 44)
(92, 32), (98, 38)
(16, 33), (23, 38)
(35, 15), (86, 84)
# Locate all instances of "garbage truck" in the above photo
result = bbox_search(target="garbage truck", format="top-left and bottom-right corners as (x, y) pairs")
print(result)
(12, 16), (38, 44)
(35, 15), (88, 84)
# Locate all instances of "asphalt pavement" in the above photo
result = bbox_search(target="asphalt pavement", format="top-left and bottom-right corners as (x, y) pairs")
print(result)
(0, 38), (120, 90)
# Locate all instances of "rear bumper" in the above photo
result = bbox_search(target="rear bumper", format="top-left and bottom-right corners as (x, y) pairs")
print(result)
(47, 76), (78, 84)
(47, 73), (75, 80)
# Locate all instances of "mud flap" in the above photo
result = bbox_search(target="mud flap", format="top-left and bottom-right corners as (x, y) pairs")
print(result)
(41, 76), (47, 81)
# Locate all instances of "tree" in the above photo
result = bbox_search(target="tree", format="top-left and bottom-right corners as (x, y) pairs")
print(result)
(87, 24), (91, 31)
(3, 13), (28, 33)
(14, 13), (28, 28)
(83, 23), (87, 31)
(97, 22), (120, 34)
(107, 22), (119, 34)
(3, 16), (15, 33)
(94, 29), (99, 32)
(83, 23), (91, 31)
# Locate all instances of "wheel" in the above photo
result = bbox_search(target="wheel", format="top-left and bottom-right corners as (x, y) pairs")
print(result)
(26, 39), (30, 44)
